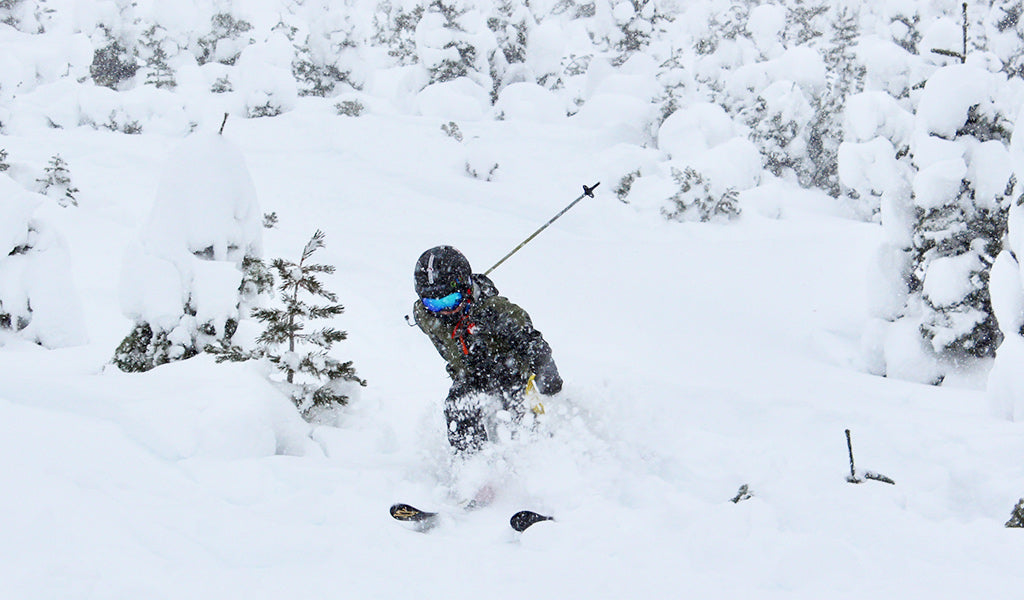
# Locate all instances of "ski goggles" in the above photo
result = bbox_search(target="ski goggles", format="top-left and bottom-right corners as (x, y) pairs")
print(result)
(421, 291), (463, 313)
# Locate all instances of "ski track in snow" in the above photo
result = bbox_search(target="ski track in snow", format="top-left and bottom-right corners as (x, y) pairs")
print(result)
(1, 107), (1024, 599)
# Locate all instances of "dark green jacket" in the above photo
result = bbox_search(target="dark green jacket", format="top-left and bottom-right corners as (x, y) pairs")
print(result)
(413, 274), (562, 395)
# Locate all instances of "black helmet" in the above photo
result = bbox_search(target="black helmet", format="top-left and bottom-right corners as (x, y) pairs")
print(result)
(415, 246), (472, 299)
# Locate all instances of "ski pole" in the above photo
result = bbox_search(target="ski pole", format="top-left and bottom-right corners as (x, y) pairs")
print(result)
(484, 182), (599, 276)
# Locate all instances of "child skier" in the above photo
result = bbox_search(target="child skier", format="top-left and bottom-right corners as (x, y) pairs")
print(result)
(411, 245), (562, 454)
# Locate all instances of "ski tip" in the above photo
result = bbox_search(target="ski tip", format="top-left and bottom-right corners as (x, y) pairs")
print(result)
(510, 510), (554, 532)
(390, 503), (436, 522)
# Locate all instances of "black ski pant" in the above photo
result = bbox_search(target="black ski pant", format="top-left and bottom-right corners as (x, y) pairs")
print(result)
(444, 379), (526, 454)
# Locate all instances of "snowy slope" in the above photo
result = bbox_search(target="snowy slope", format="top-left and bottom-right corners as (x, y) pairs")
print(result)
(2, 100), (1024, 599)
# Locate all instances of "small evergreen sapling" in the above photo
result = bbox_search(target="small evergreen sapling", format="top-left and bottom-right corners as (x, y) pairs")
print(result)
(141, 24), (176, 89)
(251, 230), (365, 415)
(1007, 498), (1024, 528)
(37, 154), (79, 207)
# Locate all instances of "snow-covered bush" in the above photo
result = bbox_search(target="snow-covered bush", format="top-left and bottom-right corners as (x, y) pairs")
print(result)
(417, 0), (496, 92)
(0, 174), (86, 348)
(90, 26), (139, 90)
(291, 1), (365, 97)
(662, 166), (740, 223)
(373, 0), (424, 66)
(234, 32), (299, 119)
(196, 11), (254, 66)
(740, 80), (813, 181)
(114, 131), (263, 372)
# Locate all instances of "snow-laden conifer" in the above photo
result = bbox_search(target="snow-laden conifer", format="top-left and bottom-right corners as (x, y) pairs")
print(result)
(196, 11), (254, 66)
(808, 7), (865, 198)
(372, 0), (423, 66)
(140, 24), (176, 89)
(115, 131), (263, 372)
(37, 154), (79, 207)
(0, 174), (86, 347)
(290, 0), (365, 97)
(90, 19), (140, 90)
(417, 0), (496, 93)
(248, 230), (365, 416)
(911, 64), (1015, 366)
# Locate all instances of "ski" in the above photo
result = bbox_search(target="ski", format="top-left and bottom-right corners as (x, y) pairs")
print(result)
(389, 503), (440, 531)
(390, 503), (554, 532)
(510, 510), (554, 532)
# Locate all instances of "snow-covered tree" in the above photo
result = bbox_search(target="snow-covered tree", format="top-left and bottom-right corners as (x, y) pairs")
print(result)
(234, 29), (300, 119)
(90, 25), (139, 89)
(0, 174), (86, 348)
(838, 92), (915, 220)
(782, 0), (829, 47)
(292, 0), (364, 97)
(655, 47), (689, 122)
(114, 131), (263, 372)
(741, 80), (813, 181)
(1008, 499), (1024, 527)
(889, 10), (922, 54)
(196, 10), (254, 66)
(486, 0), (533, 100)
(984, 0), (1024, 78)
(808, 7), (865, 198)
(140, 24), (177, 89)
(417, 0), (496, 91)
(37, 155), (78, 207)
(910, 65), (1015, 368)
(0, 0), (51, 33)
(373, 0), (424, 66)
(249, 230), (365, 415)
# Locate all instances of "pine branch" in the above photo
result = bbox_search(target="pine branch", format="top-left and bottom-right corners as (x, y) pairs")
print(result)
(307, 305), (345, 320)
(302, 263), (336, 274)
(302, 230), (327, 262)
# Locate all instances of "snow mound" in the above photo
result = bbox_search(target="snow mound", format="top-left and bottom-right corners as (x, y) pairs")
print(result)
(495, 82), (565, 123)
(416, 77), (491, 121)
(658, 102), (736, 161)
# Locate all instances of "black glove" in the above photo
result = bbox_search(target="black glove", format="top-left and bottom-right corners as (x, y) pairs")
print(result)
(534, 362), (562, 395)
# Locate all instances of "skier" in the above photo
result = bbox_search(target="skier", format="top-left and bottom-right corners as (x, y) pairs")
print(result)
(412, 245), (562, 455)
